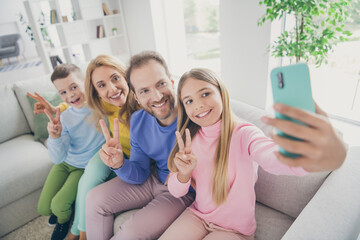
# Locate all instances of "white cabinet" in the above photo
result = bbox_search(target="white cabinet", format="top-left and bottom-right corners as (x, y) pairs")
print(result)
(24, 0), (131, 73)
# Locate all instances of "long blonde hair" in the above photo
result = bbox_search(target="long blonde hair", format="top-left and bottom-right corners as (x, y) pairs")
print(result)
(84, 54), (138, 131)
(168, 68), (236, 205)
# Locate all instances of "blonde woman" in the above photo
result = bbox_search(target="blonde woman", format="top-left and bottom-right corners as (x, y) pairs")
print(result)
(68, 55), (138, 240)
(28, 55), (138, 239)
(161, 68), (346, 240)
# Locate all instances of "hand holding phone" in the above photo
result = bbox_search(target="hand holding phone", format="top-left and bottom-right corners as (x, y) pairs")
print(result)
(270, 63), (315, 158)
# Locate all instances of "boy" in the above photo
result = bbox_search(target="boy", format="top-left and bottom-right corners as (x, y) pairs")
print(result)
(33, 64), (105, 240)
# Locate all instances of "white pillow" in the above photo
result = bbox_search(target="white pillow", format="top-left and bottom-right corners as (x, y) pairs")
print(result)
(0, 84), (31, 143)
(13, 75), (54, 132)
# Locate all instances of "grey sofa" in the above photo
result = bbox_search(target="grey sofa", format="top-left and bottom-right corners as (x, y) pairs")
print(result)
(0, 34), (23, 65)
(1, 76), (359, 239)
(0, 76), (54, 237)
(113, 100), (360, 240)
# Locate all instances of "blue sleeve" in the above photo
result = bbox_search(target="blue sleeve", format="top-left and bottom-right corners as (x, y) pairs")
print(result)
(113, 138), (151, 184)
(47, 124), (70, 164)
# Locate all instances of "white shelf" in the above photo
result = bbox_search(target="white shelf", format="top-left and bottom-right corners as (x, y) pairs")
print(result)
(53, 34), (125, 49)
(24, 0), (131, 73)
(103, 13), (121, 19)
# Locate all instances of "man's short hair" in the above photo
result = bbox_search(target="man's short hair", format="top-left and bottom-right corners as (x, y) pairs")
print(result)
(126, 51), (170, 92)
(51, 63), (84, 82)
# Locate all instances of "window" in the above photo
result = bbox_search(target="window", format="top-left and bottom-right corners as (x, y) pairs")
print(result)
(270, 1), (360, 146)
(182, 0), (220, 74)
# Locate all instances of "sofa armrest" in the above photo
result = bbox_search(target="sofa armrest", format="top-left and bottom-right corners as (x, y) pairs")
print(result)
(282, 146), (360, 240)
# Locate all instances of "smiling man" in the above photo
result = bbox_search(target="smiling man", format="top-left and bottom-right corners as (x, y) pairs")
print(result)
(85, 51), (195, 240)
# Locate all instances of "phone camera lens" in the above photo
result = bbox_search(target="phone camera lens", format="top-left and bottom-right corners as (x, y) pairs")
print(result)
(277, 72), (284, 89)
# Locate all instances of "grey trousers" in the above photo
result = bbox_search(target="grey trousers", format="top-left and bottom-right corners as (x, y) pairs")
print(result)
(86, 173), (195, 240)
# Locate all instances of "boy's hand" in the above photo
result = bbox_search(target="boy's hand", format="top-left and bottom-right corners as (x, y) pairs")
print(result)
(99, 118), (124, 169)
(261, 103), (346, 172)
(174, 129), (197, 183)
(45, 108), (62, 139)
(27, 92), (57, 115)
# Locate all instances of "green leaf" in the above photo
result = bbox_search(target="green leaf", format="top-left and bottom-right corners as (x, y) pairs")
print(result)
(343, 30), (352, 36)
(257, 0), (352, 67)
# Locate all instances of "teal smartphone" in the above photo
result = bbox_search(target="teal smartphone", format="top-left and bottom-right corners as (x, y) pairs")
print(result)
(270, 63), (315, 158)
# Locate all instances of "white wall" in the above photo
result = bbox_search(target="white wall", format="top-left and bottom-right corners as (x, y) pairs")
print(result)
(0, 0), (38, 59)
(122, 0), (187, 76)
(220, 0), (271, 109)
(122, 0), (157, 56)
(151, 0), (187, 77)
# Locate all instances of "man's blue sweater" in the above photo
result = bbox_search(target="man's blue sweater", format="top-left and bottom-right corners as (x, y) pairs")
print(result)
(114, 109), (177, 184)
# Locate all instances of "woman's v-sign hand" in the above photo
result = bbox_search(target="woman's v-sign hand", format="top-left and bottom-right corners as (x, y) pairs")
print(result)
(99, 118), (124, 169)
(27, 92), (57, 115)
(174, 129), (197, 183)
(45, 108), (62, 139)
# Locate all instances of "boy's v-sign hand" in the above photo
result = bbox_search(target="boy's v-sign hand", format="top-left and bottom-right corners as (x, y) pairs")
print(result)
(44, 108), (62, 139)
(27, 92), (57, 115)
(99, 118), (124, 169)
(174, 129), (197, 183)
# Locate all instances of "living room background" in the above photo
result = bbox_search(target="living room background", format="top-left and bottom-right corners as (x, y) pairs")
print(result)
(0, 0), (359, 147)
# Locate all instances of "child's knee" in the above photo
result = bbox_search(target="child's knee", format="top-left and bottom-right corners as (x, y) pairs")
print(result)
(37, 202), (52, 216)
(50, 197), (72, 221)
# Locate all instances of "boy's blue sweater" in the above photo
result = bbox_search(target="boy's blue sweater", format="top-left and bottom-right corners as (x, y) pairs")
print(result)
(47, 106), (105, 168)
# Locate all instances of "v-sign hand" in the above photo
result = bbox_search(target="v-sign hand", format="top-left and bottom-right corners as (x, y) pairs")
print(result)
(99, 118), (124, 169)
(44, 108), (62, 139)
(27, 92), (57, 115)
(174, 129), (197, 183)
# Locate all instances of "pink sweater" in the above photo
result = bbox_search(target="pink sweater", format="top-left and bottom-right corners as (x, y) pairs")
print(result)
(167, 120), (308, 236)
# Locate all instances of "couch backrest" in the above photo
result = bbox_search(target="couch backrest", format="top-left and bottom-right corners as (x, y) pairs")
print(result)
(229, 99), (329, 219)
(13, 75), (54, 133)
(0, 34), (20, 48)
(0, 84), (31, 143)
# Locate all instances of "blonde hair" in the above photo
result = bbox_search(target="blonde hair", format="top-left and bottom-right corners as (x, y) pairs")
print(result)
(84, 54), (138, 131)
(168, 68), (236, 205)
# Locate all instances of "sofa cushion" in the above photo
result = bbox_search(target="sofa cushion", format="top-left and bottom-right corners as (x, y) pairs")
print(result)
(113, 209), (140, 234)
(230, 99), (329, 218)
(0, 134), (52, 208)
(255, 202), (294, 240)
(12, 75), (54, 133)
(255, 169), (329, 218)
(0, 84), (31, 143)
(0, 46), (16, 55)
(230, 99), (272, 136)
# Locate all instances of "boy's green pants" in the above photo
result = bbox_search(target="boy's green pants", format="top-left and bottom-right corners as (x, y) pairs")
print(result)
(37, 162), (84, 224)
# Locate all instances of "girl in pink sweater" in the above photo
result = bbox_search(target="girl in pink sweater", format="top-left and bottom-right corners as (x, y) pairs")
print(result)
(160, 68), (346, 240)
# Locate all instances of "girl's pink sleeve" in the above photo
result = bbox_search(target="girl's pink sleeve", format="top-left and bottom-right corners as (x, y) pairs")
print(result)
(243, 125), (308, 176)
(167, 172), (191, 198)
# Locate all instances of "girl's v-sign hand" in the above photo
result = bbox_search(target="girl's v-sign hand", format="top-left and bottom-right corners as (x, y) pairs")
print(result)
(44, 108), (62, 139)
(99, 118), (124, 169)
(174, 129), (197, 183)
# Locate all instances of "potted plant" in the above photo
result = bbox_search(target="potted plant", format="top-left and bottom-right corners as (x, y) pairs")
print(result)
(257, 0), (352, 66)
(18, 11), (54, 47)
(112, 27), (118, 36)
